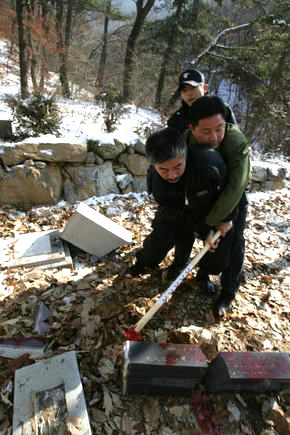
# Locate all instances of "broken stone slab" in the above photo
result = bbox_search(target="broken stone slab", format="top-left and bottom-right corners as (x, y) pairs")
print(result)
(33, 303), (53, 334)
(0, 336), (45, 358)
(1, 230), (72, 269)
(123, 341), (208, 396)
(13, 351), (92, 434)
(205, 352), (290, 393)
(61, 201), (132, 257)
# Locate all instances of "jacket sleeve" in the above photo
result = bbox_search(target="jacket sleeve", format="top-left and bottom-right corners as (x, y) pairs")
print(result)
(167, 111), (188, 133)
(205, 130), (250, 227)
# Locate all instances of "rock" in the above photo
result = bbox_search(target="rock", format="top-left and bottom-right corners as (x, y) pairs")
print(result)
(119, 152), (149, 176)
(116, 173), (133, 190)
(132, 176), (147, 192)
(86, 151), (95, 164)
(93, 138), (126, 160)
(267, 165), (287, 180)
(0, 163), (62, 205)
(227, 400), (240, 422)
(0, 138), (87, 165)
(251, 165), (268, 182)
(134, 139), (146, 155)
(63, 161), (119, 203)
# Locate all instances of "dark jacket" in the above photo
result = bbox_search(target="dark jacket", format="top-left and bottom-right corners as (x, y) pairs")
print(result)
(167, 99), (237, 133)
(147, 146), (228, 238)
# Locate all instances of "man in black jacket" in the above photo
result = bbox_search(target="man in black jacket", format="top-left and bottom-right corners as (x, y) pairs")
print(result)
(167, 69), (237, 133)
(167, 69), (237, 293)
(124, 127), (228, 285)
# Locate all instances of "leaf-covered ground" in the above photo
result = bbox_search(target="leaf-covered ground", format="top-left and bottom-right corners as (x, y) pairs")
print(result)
(0, 187), (289, 434)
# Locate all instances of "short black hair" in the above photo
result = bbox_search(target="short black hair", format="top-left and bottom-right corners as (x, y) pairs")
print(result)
(188, 95), (227, 126)
(145, 127), (187, 164)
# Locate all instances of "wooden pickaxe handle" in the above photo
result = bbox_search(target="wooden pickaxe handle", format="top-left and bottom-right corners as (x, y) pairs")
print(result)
(134, 230), (221, 333)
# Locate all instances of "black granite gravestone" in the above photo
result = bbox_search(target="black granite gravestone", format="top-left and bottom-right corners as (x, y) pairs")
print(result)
(123, 341), (208, 396)
(205, 351), (290, 393)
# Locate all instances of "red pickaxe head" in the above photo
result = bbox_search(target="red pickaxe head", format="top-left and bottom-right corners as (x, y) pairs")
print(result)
(123, 327), (142, 341)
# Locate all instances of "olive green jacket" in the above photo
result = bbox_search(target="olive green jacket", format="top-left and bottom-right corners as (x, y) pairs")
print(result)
(184, 123), (250, 226)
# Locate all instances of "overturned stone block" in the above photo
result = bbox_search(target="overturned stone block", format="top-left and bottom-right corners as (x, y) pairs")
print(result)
(61, 202), (132, 257)
(13, 351), (92, 434)
(123, 341), (208, 396)
(205, 352), (290, 393)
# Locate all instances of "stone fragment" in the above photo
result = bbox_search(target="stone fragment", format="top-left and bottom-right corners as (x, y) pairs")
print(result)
(205, 352), (290, 393)
(61, 202), (132, 257)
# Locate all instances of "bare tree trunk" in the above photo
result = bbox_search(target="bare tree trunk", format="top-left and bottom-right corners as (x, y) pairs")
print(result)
(123, 0), (155, 101)
(154, 0), (185, 110)
(25, 0), (38, 93)
(16, 0), (29, 98)
(56, 0), (71, 98)
(96, 13), (109, 88)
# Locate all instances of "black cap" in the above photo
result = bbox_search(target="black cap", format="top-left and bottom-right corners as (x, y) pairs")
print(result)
(178, 69), (205, 91)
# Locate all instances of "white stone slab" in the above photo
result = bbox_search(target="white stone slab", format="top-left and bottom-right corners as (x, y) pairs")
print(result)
(13, 351), (92, 434)
(61, 201), (132, 257)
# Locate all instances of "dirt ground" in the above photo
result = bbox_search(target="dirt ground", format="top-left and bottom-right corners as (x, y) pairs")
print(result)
(0, 187), (289, 434)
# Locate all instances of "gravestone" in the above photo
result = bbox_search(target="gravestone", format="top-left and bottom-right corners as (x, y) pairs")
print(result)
(123, 341), (208, 396)
(205, 352), (290, 393)
(0, 119), (12, 139)
(13, 351), (92, 434)
(61, 201), (132, 257)
(1, 229), (72, 269)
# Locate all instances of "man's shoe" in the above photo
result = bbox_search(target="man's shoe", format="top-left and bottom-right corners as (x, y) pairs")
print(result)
(196, 269), (215, 294)
(122, 264), (145, 277)
(165, 264), (184, 281)
(214, 294), (234, 318)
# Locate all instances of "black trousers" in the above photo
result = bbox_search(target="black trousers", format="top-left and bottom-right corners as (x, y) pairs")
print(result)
(136, 221), (195, 270)
(199, 192), (249, 296)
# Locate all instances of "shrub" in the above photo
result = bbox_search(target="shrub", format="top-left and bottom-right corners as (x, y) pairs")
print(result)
(95, 85), (128, 133)
(5, 93), (61, 139)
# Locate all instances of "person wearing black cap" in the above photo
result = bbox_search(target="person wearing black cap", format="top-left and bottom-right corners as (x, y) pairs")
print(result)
(167, 69), (237, 294)
(167, 69), (237, 133)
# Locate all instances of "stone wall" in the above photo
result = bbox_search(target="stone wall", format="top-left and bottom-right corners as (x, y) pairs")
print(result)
(0, 137), (289, 205)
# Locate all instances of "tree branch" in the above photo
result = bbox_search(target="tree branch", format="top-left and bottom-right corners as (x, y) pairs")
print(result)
(191, 23), (250, 67)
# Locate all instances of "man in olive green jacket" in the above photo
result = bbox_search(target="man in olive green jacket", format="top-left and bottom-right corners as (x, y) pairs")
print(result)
(185, 95), (250, 316)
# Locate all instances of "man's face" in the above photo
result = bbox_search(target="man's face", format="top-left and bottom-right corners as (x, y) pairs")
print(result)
(180, 83), (208, 106)
(189, 114), (226, 149)
(154, 156), (186, 183)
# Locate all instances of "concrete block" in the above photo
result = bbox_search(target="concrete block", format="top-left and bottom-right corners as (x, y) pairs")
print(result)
(123, 341), (208, 396)
(1, 230), (72, 269)
(13, 351), (92, 434)
(61, 201), (132, 257)
(205, 352), (290, 393)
